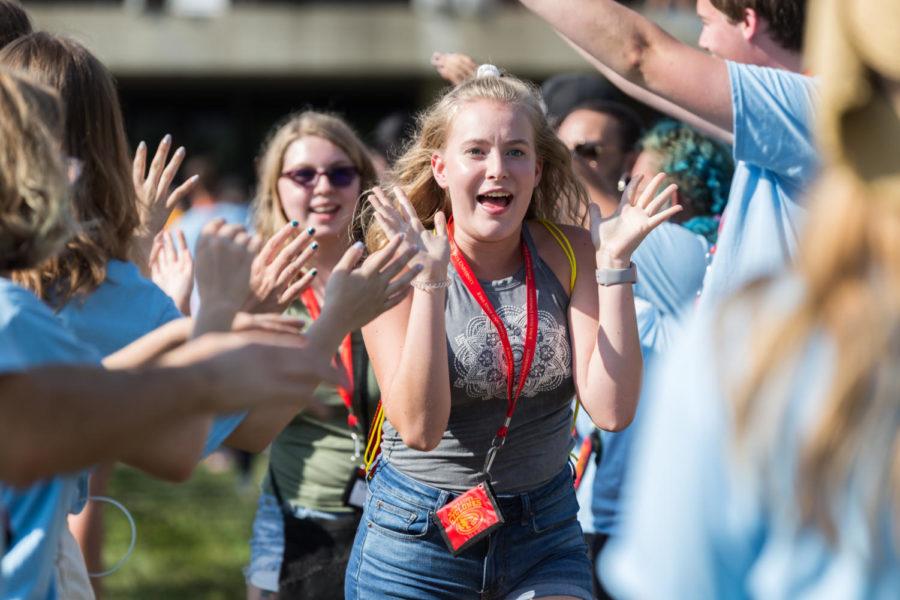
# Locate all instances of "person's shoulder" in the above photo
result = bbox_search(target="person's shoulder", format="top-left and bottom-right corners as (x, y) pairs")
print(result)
(0, 279), (55, 330)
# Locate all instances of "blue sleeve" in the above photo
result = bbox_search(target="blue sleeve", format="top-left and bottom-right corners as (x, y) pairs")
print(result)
(601, 314), (761, 598)
(202, 412), (248, 457)
(728, 62), (819, 183)
(0, 291), (101, 374)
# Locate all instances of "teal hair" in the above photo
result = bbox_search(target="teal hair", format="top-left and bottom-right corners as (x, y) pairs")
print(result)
(639, 120), (734, 243)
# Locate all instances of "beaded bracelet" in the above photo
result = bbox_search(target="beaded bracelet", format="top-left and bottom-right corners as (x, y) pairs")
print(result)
(410, 278), (451, 291)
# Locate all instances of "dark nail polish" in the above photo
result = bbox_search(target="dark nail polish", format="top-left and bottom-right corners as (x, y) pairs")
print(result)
(306, 226), (315, 235)
(291, 220), (299, 227)
(310, 268), (318, 277)
(311, 242), (319, 250)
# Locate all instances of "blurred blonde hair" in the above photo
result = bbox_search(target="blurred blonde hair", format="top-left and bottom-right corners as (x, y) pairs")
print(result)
(0, 69), (72, 272)
(732, 0), (899, 545)
(358, 72), (588, 251)
(1, 33), (138, 306)
(253, 110), (377, 242)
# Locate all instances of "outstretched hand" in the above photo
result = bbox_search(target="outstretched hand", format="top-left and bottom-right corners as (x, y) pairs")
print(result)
(590, 172), (682, 266)
(132, 135), (199, 269)
(368, 186), (450, 281)
(431, 51), (478, 85)
(244, 222), (318, 314)
(193, 219), (261, 335)
(149, 229), (194, 315)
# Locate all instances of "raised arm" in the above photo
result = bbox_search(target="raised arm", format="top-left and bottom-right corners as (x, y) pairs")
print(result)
(570, 174), (682, 430)
(225, 235), (421, 452)
(557, 32), (733, 144)
(362, 187), (452, 451)
(520, 0), (733, 132)
(0, 330), (344, 486)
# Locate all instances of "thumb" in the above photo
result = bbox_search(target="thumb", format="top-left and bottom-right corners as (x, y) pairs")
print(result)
(335, 241), (365, 272)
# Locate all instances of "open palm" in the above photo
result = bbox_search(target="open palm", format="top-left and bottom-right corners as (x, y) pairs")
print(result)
(368, 186), (450, 275)
(591, 173), (683, 261)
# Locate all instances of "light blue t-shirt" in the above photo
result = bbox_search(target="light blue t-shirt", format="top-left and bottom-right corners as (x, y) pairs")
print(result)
(576, 222), (708, 535)
(0, 278), (101, 600)
(57, 260), (244, 500)
(698, 63), (818, 311)
(602, 277), (899, 598)
(57, 259), (183, 358)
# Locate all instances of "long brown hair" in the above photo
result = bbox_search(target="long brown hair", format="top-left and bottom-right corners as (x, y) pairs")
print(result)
(253, 110), (377, 242)
(0, 33), (138, 305)
(731, 0), (899, 546)
(0, 69), (71, 272)
(359, 72), (588, 251)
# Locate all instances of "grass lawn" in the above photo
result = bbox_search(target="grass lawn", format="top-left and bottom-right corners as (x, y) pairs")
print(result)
(101, 457), (261, 599)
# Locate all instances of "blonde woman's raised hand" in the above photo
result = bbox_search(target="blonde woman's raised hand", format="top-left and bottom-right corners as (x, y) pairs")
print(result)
(243, 221), (318, 314)
(193, 219), (261, 335)
(132, 135), (199, 269)
(590, 173), (682, 267)
(431, 51), (478, 86)
(306, 234), (422, 350)
(368, 186), (450, 280)
(149, 229), (194, 315)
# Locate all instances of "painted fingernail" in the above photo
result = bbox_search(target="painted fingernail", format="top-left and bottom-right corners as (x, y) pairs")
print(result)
(137, 141), (146, 151)
(311, 241), (319, 250)
(176, 146), (186, 156)
(163, 134), (172, 145)
(291, 220), (299, 227)
(352, 241), (364, 250)
(306, 226), (315, 235)
(310, 268), (318, 277)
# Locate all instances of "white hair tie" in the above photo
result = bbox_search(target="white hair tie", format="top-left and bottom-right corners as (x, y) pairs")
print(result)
(476, 64), (502, 79)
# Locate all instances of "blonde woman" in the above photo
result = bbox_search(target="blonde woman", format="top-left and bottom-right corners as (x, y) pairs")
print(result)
(246, 111), (382, 600)
(349, 68), (680, 599)
(602, 0), (900, 596)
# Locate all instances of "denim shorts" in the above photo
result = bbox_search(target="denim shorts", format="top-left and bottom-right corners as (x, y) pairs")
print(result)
(345, 461), (592, 600)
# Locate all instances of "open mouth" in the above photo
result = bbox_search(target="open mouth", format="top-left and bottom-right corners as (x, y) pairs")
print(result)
(476, 191), (513, 214)
(309, 204), (340, 215)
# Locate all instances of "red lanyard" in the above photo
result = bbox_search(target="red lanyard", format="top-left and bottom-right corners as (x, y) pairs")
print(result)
(447, 220), (538, 449)
(300, 288), (357, 429)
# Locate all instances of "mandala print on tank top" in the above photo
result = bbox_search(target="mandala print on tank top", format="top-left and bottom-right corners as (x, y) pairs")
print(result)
(452, 304), (570, 401)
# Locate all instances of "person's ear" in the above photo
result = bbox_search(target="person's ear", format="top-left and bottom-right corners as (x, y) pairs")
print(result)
(431, 152), (449, 189)
(533, 157), (543, 188)
(740, 8), (761, 42)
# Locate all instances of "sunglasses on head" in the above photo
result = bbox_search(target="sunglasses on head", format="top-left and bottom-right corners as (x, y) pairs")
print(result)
(280, 165), (359, 188)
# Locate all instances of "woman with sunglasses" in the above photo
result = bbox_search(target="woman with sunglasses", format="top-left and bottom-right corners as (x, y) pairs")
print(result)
(246, 110), (381, 600)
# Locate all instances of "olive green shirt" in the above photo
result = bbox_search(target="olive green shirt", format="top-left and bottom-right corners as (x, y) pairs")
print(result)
(263, 303), (380, 513)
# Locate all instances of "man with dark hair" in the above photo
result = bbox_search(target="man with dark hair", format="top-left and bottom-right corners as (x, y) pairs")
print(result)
(0, 0), (31, 50)
(520, 0), (817, 309)
(556, 99), (644, 217)
(709, 0), (805, 52)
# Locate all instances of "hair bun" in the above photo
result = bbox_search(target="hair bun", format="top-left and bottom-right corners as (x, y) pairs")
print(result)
(476, 64), (502, 79)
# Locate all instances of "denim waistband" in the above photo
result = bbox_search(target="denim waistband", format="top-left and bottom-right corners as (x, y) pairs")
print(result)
(371, 460), (575, 522)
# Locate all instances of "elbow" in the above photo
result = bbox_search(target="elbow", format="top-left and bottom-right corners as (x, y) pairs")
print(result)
(400, 428), (442, 452)
(596, 413), (634, 433)
(153, 461), (197, 483)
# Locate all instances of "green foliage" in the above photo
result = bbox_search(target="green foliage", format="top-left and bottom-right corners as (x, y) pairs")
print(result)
(102, 461), (260, 599)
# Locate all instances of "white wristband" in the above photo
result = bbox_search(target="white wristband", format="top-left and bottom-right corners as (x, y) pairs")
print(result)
(595, 262), (638, 286)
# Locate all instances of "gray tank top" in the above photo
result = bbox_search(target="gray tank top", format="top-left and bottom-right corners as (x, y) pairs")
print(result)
(381, 223), (575, 493)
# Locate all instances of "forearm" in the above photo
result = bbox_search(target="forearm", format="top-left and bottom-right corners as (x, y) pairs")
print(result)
(224, 402), (309, 453)
(121, 414), (211, 482)
(0, 366), (210, 486)
(560, 31), (734, 144)
(380, 290), (451, 451)
(522, 0), (664, 84)
(582, 277), (642, 431)
(102, 317), (191, 369)
(192, 303), (239, 338)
